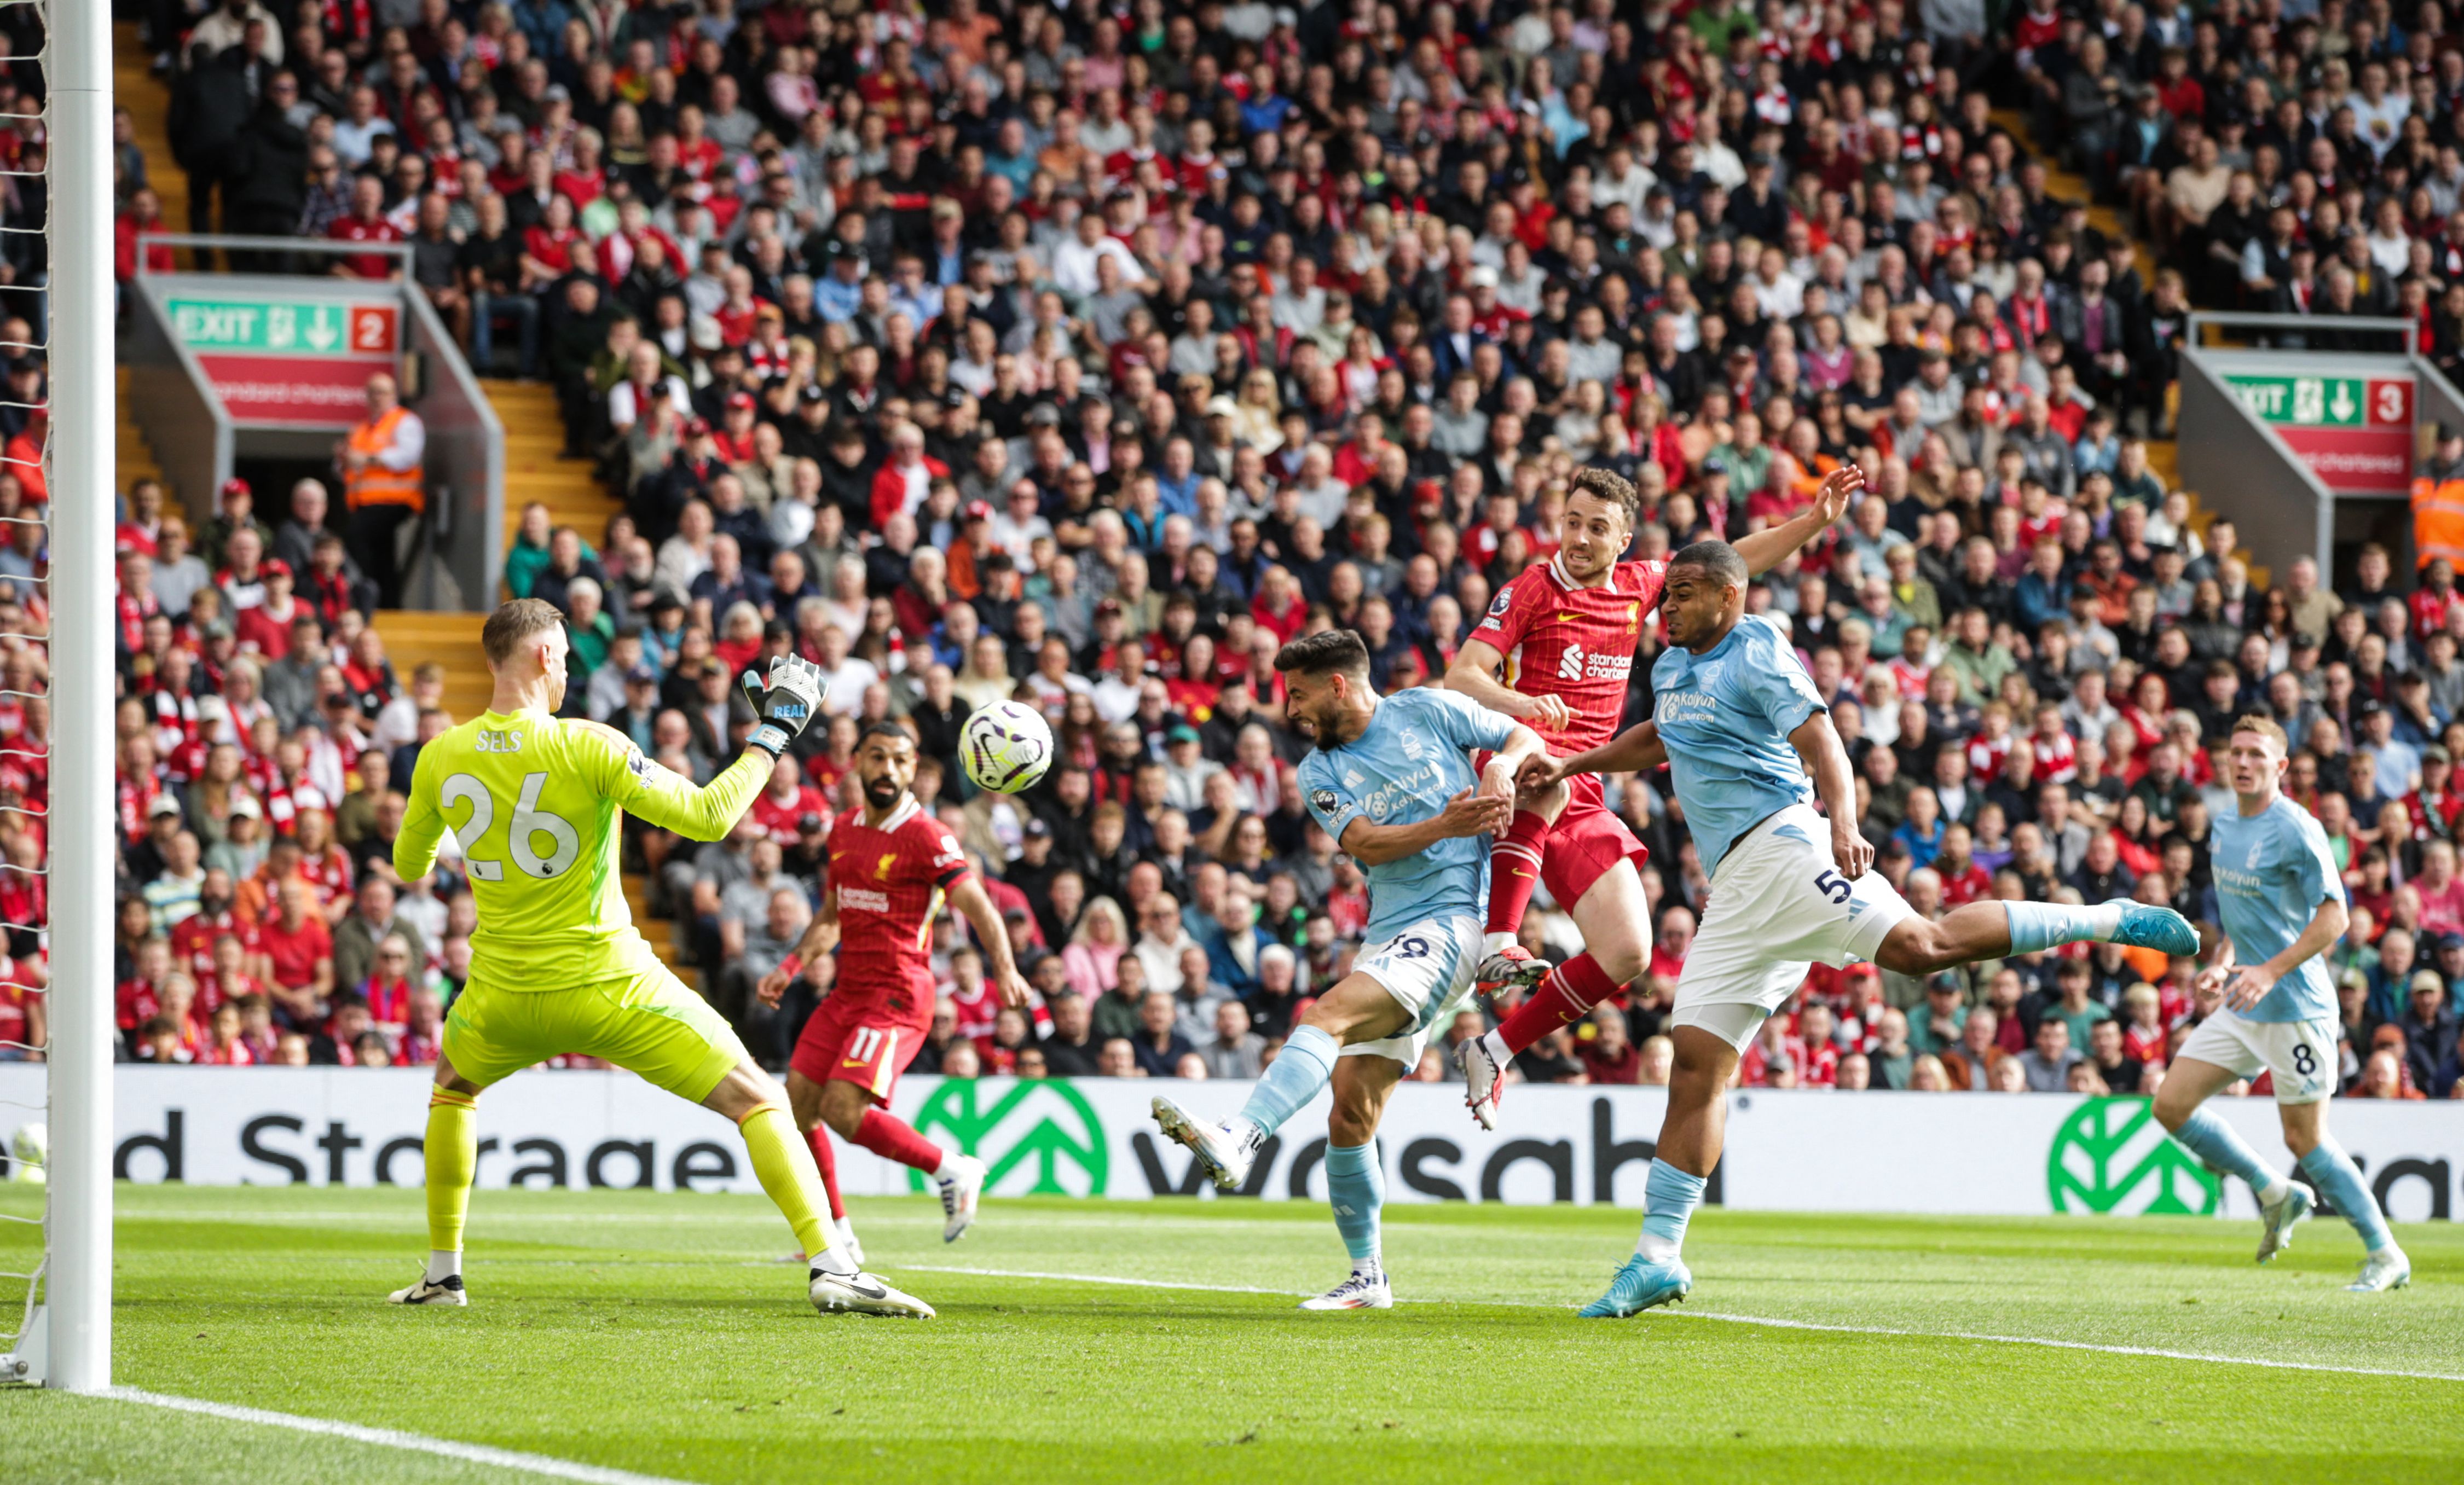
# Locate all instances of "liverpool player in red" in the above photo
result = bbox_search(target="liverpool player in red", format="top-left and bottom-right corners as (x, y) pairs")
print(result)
(759, 723), (1030, 1257)
(1442, 463), (1863, 1127)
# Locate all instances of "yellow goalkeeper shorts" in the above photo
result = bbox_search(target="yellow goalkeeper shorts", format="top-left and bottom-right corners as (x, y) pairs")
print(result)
(442, 949), (748, 1103)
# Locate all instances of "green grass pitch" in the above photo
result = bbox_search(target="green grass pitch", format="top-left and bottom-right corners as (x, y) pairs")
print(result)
(0, 1185), (2457, 1483)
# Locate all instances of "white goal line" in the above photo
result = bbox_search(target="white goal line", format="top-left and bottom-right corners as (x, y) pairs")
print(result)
(892, 1264), (2464, 1385)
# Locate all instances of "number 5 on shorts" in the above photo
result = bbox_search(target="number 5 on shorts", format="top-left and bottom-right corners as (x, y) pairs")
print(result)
(1812, 868), (1852, 904)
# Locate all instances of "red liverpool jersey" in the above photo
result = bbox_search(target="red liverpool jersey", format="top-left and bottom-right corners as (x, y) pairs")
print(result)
(1471, 554), (1666, 754)
(171, 907), (262, 981)
(825, 796), (970, 1022)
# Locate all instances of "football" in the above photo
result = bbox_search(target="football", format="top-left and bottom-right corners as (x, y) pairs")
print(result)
(959, 700), (1055, 794)
(10, 1120), (43, 1184)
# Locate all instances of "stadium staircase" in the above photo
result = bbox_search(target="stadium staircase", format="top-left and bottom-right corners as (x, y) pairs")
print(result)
(117, 368), (165, 492)
(113, 25), (186, 254)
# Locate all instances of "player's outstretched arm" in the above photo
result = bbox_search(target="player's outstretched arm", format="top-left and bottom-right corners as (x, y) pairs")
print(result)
(757, 890), (840, 1007)
(595, 725), (779, 842)
(1340, 790), (1514, 867)
(2220, 898), (2346, 1011)
(948, 873), (1033, 1008)
(1788, 711), (1872, 880)
(1446, 636), (1573, 733)
(1734, 462), (1865, 578)
(585, 656), (824, 842)
(1522, 719), (1665, 790)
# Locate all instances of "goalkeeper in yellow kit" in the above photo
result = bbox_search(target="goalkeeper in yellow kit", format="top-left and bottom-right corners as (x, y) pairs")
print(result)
(385, 598), (934, 1318)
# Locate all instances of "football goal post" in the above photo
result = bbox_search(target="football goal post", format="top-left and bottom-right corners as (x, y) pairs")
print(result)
(0, 0), (116, 1394)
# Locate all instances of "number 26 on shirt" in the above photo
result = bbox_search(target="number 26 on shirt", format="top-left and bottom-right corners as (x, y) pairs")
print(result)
(440, 771), (581, 880)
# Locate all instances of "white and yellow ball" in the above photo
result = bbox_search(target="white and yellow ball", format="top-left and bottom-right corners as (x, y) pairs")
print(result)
(9, 1121), (44, 1184)
(960, 701), (1055, 794)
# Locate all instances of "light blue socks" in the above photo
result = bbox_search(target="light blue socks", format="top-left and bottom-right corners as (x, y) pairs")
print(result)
(2177, 1113), (2398, 1254)
(1323, 1141), (1384, 1268)
(2300, 1141), (2397, 1254)
(2004, 901), (2124, 954)
(1635, 1160), (1707, 1262)
(1242, 1029), (1370, 1271)
(2170, 1107), (2284, 1195)
(1237, 1024), (1338, 1135)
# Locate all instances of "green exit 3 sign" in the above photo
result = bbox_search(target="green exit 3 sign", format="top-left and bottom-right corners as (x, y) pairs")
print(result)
(2224, 373), (2411, 428)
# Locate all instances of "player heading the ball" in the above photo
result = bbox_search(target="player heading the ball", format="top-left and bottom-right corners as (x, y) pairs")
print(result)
(1445, 463), (1861, 1130)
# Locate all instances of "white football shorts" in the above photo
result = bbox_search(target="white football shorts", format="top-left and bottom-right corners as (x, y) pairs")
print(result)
(2174, 1009), (2338, 1104)
(1669, 803), (1917, 1050)
(1345, 912), (1484, 1069)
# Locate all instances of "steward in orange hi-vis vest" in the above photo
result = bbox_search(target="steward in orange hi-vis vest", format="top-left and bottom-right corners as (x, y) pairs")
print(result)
(336, 372), (424, 607)
(2412, 477), (2464, 569)
(344, 407), (424, 513)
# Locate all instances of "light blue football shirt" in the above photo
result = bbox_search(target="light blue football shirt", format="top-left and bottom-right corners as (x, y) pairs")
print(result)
(1651, 612), (1825, 877)
(2208, 793), (2346, 1023)
(1300, 686), (1517, 943)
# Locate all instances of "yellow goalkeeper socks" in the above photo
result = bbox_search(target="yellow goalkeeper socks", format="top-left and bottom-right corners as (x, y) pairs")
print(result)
(739, 1102), (849, 1274)
(425, 1088), (478, 1279)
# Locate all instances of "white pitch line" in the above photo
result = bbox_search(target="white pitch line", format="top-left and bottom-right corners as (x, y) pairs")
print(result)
(899, 1263), (1302, 1296)
(1652, 1310), (2464, 1384)
(891, 1264), (2464, 1385)
(107, 1389), (698, 1484)
(1646, 1310), (2464, 1399)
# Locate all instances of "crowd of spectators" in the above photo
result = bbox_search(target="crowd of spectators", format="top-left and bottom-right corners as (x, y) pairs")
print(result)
(107, 471), (460, 1068)
(95, 0), (2464, 1103)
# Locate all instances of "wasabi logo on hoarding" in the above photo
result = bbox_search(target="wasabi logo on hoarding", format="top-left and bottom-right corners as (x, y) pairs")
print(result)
(2046, 1097), (2220, 1215)
(907, 1080), (1108, 1196)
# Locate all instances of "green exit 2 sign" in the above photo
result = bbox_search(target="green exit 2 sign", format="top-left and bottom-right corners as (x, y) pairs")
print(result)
(2224, 373), (2411, 428)
(167, 296), (398, 357)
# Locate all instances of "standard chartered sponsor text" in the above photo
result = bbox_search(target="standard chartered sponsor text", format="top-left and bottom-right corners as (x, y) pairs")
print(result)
(2306, 451), (2407, 473)
(211, 381), (366, 407)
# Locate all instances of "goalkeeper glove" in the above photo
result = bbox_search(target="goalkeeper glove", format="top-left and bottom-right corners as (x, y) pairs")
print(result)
(741, 653), (828, 759)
